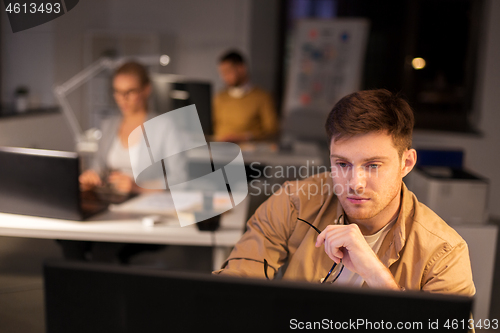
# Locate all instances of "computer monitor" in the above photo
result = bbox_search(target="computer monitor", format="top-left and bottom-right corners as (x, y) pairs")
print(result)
(44, 259), (473, 333)
(151, 74), (213, 136)
(0, 146), (107, 220)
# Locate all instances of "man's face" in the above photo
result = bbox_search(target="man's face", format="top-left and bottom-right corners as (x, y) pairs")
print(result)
(113, 74), (150, 116)
(218, 61), (247, 87)
(329, 131), (414, 223)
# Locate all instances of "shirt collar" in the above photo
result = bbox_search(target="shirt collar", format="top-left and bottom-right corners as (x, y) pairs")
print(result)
(378, 182), (413, 267)
(227, 82), (253, 98)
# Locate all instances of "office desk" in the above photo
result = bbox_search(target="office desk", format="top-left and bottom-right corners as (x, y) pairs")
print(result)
(0, 196), (249, 270)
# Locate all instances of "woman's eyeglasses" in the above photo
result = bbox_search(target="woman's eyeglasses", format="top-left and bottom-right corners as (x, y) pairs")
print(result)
(263, 216), (344, 284)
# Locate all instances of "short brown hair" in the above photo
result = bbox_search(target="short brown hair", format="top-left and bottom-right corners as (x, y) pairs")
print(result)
(325, 89), (414, 155)
(113, 61), (150, 87)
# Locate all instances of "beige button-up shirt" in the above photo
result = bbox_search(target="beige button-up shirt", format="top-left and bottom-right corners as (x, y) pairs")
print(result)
(214, 172), (475, 296)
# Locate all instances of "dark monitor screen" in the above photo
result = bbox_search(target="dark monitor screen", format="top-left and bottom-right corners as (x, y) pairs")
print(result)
(44, 259), (473, 333)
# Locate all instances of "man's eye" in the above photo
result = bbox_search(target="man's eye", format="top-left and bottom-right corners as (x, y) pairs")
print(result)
(368, 164), (379, 169)
(337, 162), (348, 168)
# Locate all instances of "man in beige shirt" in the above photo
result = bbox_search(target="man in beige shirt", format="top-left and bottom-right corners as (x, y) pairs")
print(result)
(213, 50), (279, 142)
(214, 89), (475, 297)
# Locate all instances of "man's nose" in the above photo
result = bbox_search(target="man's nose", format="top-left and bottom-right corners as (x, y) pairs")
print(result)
(349, 166), (367, 194)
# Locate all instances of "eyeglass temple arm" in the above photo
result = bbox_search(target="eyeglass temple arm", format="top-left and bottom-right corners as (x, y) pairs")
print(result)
(263, 259), (270, 280)
(297, 218), (322, 234)
(264, 218), (344, 282)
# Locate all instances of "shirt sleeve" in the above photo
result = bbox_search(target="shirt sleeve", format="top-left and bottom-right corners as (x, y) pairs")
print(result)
(213, 182), (297, 279)
(257, 92), (279, 139)
(212, 93), (221, 137)
(421, 240), (476, 296)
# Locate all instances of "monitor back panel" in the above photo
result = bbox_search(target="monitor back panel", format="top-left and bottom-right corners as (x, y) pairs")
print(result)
(44, 260), (473, 333)
(0, 147), (83, 220)
(151, 74), (213, 136)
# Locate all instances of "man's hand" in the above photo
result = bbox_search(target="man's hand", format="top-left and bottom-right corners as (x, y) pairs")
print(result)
(315, 223), (400, 290)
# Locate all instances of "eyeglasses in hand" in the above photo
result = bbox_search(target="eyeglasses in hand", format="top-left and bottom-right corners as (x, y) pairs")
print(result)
(263, 216), (344, 284)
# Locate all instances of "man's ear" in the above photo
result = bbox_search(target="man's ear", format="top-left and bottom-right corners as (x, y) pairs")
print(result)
(401, 148), (417, 178)
(238, 64), (248, 78)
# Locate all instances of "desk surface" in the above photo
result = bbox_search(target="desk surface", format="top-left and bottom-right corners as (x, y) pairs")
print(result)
(0, 196), (249, 248)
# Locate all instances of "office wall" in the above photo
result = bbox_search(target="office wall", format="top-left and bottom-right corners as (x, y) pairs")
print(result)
(249, 0), (281, 97)
(0, 113), (75, 151)
(412, 0), (500, 219)
(106, 0), (252, 92)
(0, 14), (74, 151)
(0, 0), (258, 149)
(52, 0), (112, 130)
(1, 16), (55, 108)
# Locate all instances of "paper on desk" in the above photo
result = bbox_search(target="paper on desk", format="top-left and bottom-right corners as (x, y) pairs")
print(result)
(109, 191), (235, 215)
(110, 191), (201, 215)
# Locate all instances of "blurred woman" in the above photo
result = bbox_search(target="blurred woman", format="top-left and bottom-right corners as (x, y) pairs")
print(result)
(80, 61), (177, 194)
(65, 61), (186, 263)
